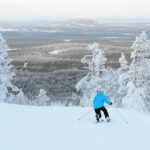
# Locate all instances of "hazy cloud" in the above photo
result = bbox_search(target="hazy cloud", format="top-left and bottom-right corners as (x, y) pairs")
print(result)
(0, 0), (150, 20)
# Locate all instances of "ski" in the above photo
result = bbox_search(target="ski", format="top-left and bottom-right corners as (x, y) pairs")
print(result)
(106, 118), (111, 122)
(96, 119), (104, 123)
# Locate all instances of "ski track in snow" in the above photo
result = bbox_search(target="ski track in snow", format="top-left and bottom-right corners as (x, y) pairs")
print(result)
(0, 103), (150, 150)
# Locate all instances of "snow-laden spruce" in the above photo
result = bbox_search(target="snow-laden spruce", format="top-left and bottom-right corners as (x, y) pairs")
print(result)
(117, 53), (129, 106)
(76, 43), (107, 106)
(15, 89), (28, 105)
(121, 31), (150, 112)
(35, 89), (51, 106)
(0, 34), (19, 102)
(0, 34), (32, 104)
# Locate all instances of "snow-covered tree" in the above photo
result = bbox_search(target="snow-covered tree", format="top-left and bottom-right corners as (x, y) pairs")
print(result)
(122, 31), (150, 112)
(87, 43), (107, 77)
(36, 89), (50, 106)
(0, 34), (18, 102)
(14, 89), (28, 105)
(103, 53), (129, 107)
(117, 53), (129, 106)
(76, 43), (107, 106)
(122, 82), (147, 112)
(119, 53), (128, 72)
(103, 67), (119, 105)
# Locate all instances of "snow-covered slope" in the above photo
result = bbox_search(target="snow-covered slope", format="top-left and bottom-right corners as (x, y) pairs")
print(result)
(0, 103), (150, 150)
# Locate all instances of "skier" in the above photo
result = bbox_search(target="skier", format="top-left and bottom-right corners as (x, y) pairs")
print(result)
(93, 90), (112, 122)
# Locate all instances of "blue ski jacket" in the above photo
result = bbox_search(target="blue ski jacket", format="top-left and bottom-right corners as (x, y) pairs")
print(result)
(93, 92), (111, 109)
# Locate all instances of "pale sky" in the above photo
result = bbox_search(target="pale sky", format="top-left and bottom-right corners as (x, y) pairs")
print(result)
(0, 0), (150, 21)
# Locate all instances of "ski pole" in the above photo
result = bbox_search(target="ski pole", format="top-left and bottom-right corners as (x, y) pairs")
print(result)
(78, 109), (93, 121)
(113, 107), (128, 124)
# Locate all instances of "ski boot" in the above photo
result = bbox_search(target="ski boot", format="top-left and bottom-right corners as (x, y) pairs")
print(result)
(106, 117), (111, 122)
(96, 114), (99, 122)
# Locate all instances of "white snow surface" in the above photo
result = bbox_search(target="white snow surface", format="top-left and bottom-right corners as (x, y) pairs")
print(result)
(0, 103), (150, 150)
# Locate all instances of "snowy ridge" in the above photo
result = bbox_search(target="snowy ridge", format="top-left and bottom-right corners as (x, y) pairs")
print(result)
(0, 103), (150, 150)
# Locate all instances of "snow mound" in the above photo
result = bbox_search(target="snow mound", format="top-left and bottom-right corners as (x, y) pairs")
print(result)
(0, 103), (150, 150)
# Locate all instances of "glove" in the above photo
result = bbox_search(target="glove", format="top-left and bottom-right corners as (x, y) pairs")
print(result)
(110, 102), (113, 105)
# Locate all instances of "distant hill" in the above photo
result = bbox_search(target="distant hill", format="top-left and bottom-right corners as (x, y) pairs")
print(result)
(44, 18), (102, 28)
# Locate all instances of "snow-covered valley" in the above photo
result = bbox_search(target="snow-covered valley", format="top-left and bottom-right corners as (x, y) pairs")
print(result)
(0, 103), (150, 150)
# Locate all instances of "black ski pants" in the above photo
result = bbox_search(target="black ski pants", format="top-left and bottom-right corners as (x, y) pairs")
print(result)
(95, 106), (109, 118)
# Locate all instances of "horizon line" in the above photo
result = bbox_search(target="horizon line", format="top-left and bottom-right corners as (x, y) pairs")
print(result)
(1, 17), (150, 24)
